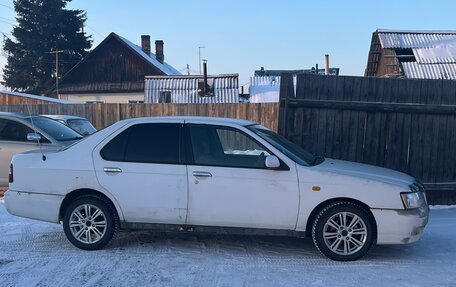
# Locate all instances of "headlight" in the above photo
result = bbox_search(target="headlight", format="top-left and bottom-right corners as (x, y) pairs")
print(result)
(401, 192), (426, 209)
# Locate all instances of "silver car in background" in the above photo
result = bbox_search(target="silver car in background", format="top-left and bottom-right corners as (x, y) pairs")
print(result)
(41, 115), (97, 136)
(0, 112), (83, 186)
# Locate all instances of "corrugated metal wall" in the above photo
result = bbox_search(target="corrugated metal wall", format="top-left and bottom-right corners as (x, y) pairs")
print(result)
(145, 76), (239, 103)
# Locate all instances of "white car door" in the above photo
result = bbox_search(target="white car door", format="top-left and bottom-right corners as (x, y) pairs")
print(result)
(92, 121), (187, 224)
(186, 124), (299, 230)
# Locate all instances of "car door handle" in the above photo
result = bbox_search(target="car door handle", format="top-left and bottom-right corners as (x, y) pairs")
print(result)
(103, 167), (122, 173)
(192, 171), (212, 177)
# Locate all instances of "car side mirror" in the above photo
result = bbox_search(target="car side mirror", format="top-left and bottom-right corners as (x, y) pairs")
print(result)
(265, 155), (280, 169)
(27, 132), (41, 142)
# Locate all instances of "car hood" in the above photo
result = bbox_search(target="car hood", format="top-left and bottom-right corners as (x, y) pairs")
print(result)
(315, 158), (414, 187)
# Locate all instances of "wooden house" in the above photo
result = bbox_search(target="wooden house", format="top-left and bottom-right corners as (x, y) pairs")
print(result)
(365, 29), (456, 79)
(58, 33), (181, 103)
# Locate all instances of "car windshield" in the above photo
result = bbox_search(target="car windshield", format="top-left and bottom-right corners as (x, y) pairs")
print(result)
(24, 117), (83, 142)
(67, 119), (97, 136)
(247, 124), (323, 166)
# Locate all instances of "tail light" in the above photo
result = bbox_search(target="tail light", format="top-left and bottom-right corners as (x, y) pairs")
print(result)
(8, 164), (13, 183)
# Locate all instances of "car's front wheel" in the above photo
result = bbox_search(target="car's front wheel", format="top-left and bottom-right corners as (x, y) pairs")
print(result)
(312, 201), (375, 261)
(63, 196), (118, 250)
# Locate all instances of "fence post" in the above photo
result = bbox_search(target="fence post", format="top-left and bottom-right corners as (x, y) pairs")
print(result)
(278, 73), (294, 137)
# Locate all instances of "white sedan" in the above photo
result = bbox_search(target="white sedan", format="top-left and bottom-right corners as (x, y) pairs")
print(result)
(5, 117), (429, 261)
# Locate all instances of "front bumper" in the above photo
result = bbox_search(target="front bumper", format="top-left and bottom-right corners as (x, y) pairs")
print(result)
(4, 189), (63, 223)
(372, 205), (429, 245)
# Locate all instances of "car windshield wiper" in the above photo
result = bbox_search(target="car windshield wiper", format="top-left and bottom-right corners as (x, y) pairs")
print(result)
(60, 136), (83, 141)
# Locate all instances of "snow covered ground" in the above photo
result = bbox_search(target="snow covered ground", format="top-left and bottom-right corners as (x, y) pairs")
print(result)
(1, 200), (455, 287)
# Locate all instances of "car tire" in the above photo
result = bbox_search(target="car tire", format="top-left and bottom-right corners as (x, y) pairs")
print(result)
(63, 196), (118, 250)
(312, 201), (375, 261)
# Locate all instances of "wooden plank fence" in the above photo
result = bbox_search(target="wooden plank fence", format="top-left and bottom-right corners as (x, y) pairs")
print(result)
(0, 103), (279, 131)
(279, 73), (456, 204)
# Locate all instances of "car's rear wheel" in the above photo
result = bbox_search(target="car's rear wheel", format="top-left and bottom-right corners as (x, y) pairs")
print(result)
(312, 201), (375, 261)
(63, 196), (118, 250)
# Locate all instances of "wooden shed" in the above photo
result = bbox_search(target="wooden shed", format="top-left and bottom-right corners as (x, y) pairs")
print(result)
(365, 29), (456, 79)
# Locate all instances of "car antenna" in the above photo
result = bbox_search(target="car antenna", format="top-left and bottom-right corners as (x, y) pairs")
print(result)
(25, 104), (46, 161)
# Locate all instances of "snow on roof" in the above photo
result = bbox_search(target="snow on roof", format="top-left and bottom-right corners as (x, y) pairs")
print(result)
(402, 62), (456, 80)
(0, 90), (74, 104)
(116, 35), (182, 76)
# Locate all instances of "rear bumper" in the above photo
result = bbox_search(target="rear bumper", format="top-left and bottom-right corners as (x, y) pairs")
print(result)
(4, 189), (63, 223)
(372, 205), (429, 244)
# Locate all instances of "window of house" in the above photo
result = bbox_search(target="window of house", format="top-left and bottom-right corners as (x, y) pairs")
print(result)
(189, 125), (270, 168)
(101, 123), (181, 164)
(158, 91), (171, 103)
(85, 100), (105, 104)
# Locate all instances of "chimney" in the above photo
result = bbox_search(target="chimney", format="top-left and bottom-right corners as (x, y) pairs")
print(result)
(141, 35), (151, 55)
(155, 40), (164, 63)
(324, 54), (330, 75)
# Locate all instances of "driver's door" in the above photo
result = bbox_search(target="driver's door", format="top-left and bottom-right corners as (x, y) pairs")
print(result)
(186, 124), (299, 230)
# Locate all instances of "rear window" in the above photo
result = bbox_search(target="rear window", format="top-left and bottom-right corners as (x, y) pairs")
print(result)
(101, 123), (181, 164)
(67, 119), (97, 136)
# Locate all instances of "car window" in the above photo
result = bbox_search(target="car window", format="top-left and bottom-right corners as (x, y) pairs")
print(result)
(0, 119), (33, 142)
(189, 125), (270, 169)
(101, 123), (181, 164)
(67, 119), (97, 136)
(23, 117), (83, 142)
(247, 124), (319, 166)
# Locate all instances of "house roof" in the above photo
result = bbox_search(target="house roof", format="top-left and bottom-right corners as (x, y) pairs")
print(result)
(402, 62), (456, 80)
(377, 30), (456, 49)
(60, 32), (181, 86)
(115, 34), (181, 76)
(366, 29), (456, 80)
(0, 91), (74, 104)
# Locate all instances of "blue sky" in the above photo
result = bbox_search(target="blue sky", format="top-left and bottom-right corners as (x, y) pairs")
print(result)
(1, 0), (456, 89)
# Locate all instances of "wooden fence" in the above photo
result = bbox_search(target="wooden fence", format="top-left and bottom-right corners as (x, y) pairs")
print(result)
(279, 73), (456, 203)
(0, 103), (279, 131)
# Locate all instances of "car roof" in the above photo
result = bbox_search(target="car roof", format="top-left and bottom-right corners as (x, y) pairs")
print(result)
(41, 115), (88, 121)
(118, 116), (258, 126)
(0, 111), (31, 119)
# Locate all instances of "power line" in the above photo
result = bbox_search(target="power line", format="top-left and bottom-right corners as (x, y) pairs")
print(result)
(86, 24), (103, 37)
(0, 16), (16, 23)
(0, 19), (15, 27)
(0, 3), (13, 10)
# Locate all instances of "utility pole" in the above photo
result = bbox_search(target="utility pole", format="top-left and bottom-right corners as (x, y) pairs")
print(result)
(49, 50), (66, 98)
(187, 64), (190, 76)
(198, 46), (205, 75)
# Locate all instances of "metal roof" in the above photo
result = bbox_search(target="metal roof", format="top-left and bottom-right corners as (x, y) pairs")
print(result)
(402, 62), (456, 80)
(117, 35), (181, 76)
(0, 91), (74, 104)
(145, 75), (239, 103)
(413, 46), (456, 64)
(378, 30), (456, 49)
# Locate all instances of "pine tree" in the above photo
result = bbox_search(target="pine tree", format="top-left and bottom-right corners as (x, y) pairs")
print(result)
(3, 0), (91, 96)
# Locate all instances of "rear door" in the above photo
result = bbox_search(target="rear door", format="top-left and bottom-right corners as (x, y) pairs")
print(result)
(92, 121), (188, 224)
(0, 119), (48, 185)
(186, 124), (299, 230)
